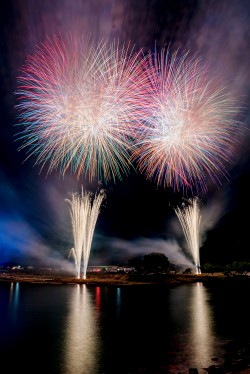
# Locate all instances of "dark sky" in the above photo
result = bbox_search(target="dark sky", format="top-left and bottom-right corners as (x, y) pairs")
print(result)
(0, 0), (250, 270)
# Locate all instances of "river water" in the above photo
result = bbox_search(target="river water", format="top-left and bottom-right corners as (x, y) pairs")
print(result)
(0, 281), (249, 373)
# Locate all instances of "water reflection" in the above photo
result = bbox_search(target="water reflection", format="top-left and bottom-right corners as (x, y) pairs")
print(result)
(169, 283), (223, 371)
(64, 285), (100, 374)
(0, 281), (247, 373)
(9, 282), (19, 306)
(189, 283), (221, 367)
(9, 282), (19, 323)
(116, 287), (121, 318)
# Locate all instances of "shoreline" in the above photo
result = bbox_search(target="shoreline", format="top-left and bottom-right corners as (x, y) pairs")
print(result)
(0, 271), (249, 286)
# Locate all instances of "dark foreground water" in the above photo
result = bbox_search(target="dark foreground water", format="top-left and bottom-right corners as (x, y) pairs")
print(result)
(0, 280), (249, 374)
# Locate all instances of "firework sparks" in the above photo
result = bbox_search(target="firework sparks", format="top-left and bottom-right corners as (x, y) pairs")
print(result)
(15, 34), (144, 183)
(66, 188), (105, 279)
(174, 197), (201, 274)
(133, 47), (242, 193)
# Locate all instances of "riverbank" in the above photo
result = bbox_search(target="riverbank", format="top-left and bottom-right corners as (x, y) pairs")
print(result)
(0, 271), (249, 286)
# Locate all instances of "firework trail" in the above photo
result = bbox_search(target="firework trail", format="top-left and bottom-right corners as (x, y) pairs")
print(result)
(132, 47), (242, 193)
(66, 188), (105, 279)
(15, 34), (145, 183)
(174, 197), (201, 274)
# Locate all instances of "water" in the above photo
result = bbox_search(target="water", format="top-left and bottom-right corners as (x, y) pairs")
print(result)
(0, 281), (249, 373)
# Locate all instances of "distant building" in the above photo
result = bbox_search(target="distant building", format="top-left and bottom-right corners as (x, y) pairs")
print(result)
(87, 266), (135, 273)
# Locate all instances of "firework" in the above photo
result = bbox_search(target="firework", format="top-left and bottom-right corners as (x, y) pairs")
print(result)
(132, 47), (242, 193)
(15, 34), (145, 183)
(174, 197), (201, 274)
(66, 188), (105, 279)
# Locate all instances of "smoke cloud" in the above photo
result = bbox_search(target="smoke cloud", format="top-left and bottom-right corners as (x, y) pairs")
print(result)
(91, 234), (194, 269)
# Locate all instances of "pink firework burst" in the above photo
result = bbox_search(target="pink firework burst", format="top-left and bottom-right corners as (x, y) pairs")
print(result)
(15, 34), (145, 183)
(132, 47), (243, 193)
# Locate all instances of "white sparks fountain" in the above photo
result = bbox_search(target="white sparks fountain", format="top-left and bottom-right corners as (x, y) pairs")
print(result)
(174, 198), (201, 274)
(66, 188), (105, 279)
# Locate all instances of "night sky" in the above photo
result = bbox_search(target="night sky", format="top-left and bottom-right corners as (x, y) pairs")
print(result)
(1, 0), (250, 270)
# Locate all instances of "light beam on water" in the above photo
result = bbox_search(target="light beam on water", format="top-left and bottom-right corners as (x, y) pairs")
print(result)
(64, 285), (100, 374)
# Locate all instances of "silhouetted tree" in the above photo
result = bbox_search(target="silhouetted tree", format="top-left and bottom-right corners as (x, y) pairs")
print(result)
(202, 263), (222, 275)
(128, 255), (144, 272)
(223, 262), (250, 277)
(143, 252), (170, 274)
(183, 267), (192, 274)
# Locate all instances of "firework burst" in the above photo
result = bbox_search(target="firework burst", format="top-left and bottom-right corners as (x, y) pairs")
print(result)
(132, 47), (242, 193)
(15, 34), (145, 183)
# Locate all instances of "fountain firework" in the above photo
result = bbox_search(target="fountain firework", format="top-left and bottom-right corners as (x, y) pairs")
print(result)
(66, 188), (105, 279)
(133, 47), (242, 193)
(15, 34), (145, 183)
(174, 198), (201, 274)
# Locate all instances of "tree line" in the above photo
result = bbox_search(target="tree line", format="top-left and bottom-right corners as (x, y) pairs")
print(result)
(127, 252), (250, 277)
